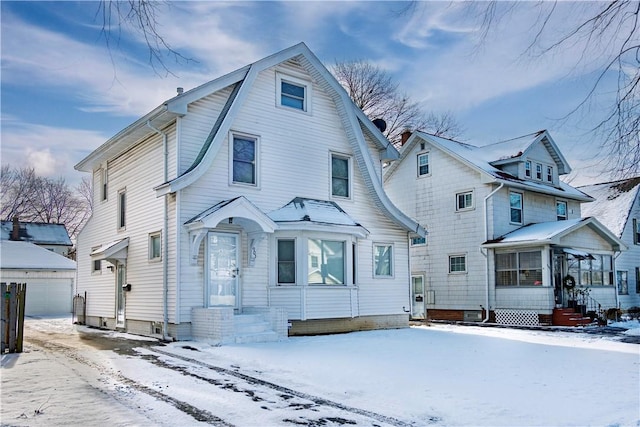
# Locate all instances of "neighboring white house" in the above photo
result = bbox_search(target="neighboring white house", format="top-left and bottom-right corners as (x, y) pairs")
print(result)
(74, 43), (425, 343)
(0, 240), (76, 316)
(1, 218), (73, 257)
(579, 177), (640, 310)
(383, 130), (626, 326)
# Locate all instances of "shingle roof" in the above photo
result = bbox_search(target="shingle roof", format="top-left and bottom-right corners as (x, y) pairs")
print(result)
(578, 177), (640, 237)
(0, 221), (72, 246)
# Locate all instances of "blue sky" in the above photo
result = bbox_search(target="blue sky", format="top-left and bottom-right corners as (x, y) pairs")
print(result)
(1, 1), (619, 186)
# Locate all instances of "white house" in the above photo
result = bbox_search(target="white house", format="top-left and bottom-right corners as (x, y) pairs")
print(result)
(74, 43), (425, 343)
(384, 130), (626, 326)
(579, 177), (640, 310)
(0, 240), (76, 316)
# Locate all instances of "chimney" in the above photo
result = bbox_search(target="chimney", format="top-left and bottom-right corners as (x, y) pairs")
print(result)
(401, 130), (412, 146)
(11, 216), (20, 241)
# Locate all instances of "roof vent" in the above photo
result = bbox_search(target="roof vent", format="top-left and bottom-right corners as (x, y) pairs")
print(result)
(176, 87), (184, 95)
(372, 118), (387, 133)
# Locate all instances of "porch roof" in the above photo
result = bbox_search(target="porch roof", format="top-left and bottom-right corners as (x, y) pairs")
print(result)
(482, 217), (627, 251)
(185, 196), (277, 234)
(90, 238), (129, 264)
(268, 198), (370, 237)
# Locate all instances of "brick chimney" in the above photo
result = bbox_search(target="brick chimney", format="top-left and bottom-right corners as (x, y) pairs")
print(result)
(401, 130), (412, 146)
(11, 216), (20, 241)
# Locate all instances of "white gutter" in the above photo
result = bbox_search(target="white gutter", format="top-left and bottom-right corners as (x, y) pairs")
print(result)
(147, 120), (170, 341)
(482, 183), (504, 322)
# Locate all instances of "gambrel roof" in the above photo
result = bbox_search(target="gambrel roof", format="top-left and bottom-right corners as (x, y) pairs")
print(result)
(75, 43), (425, 237)
(385, 130), (592, 202)
(578, 177), (640, 238)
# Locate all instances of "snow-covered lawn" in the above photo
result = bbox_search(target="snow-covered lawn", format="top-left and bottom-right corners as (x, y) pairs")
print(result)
(2, 317), (639, 426)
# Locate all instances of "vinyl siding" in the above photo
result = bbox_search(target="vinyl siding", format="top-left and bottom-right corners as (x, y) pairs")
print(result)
(616, 195), (640, 308)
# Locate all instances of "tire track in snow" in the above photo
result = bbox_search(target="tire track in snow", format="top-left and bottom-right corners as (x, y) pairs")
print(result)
(149, 347), (440, 426)
(26, 335), (233, 426)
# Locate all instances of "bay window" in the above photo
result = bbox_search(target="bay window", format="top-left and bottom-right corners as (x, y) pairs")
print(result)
(308, 239), (345, 285)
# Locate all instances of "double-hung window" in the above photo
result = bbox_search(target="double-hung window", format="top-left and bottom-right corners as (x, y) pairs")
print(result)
(417, 153), (429, 177)
(556, 201), (567, 221)
(510, 191), (523, 224)
(495, 251), (543, 286)
(535, 163), (543, 180)
(449, 255), (466, 273)
(98, 168), (108, 201)
(634, 218), (639, 244)
(232, 134), (258, 186)
(546, 166), (553, 183)
(277, 239), (296, 284)
(117, 189), (126, 230)
(524, 161), (531, 178)
(374, 244), (393, 277)
(617, 271), (629, 295)
(149, 232), (162, 261)
(277, 73), (310, 112)
(91, 246), (102, 274)
(456, 191), (473, 211)
(308, 239), (345, 284)
(331, 154), (350, 198)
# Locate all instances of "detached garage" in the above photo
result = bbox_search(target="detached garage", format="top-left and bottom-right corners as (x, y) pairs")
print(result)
(0, 240), (76, 316)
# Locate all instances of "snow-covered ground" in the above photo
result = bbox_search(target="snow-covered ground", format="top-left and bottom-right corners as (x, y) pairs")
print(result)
(2, 317), (639, 426)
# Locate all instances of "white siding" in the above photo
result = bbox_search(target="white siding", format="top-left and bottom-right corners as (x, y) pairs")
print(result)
(617, 196), (640, 308)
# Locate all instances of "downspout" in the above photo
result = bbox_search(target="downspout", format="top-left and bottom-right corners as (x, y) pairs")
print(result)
(481, 183), (504, 322)
(147, 120), (170, 341)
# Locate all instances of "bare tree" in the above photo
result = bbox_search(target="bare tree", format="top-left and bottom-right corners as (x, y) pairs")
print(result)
(1, 166), (92, 242)
(332, 60), (463, 146)
(97, 0), (193, 76)
(473, 1), (640, 179)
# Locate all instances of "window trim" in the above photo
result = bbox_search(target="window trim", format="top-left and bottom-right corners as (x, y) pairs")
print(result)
(91, 246), (102, 275)
(449, 254), (467, 274)
(330, 152), (352, 199)
(117, 188), (126, 230)
(456, 190), (474, 212)
(417, 152), (430, 177)
(509, 191), (523, 225)
(556, 200), (568, 221)
(229, 131), (260, 188)
(277, 238), (297, 285)
(373, 243), (394, 278)
(149, 231), (162, 262)
(276, 72), (312, 114)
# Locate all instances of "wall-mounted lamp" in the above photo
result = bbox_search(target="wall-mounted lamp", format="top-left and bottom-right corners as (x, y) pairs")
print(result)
(107, 265), (115, 272)
(122, 283), (132, 292)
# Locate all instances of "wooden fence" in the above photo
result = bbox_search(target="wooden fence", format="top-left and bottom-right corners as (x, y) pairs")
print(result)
(1, 282), (26, 353)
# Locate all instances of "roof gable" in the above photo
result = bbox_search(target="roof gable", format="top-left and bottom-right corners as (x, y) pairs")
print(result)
(578, 177), (640, 237)
(386, 131), (590, 202)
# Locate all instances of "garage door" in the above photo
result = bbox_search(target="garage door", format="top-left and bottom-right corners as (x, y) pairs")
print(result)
(24, 279), (73, 316)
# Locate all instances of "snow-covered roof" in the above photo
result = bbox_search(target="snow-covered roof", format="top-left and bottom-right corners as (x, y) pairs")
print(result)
(578, 177), (640, 238)
(387, 131), (591, 202)
(482, 217), (626, 251)
(0, 240), (76, 270)
(0, 221), (72, 246)
(269, 198), (369, 237)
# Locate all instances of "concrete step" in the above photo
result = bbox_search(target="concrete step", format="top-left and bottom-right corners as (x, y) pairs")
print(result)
(234, 330), (279, 344)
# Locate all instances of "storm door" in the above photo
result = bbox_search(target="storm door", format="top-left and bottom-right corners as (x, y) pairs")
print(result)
(207, 232), (240, 308)
(116, 264), (126, 327)
(552, 252), (565, 306)
(411, 275), (425, 319)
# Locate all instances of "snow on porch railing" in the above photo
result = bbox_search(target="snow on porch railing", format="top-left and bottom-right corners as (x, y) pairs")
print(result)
(495, 309), (540, 327)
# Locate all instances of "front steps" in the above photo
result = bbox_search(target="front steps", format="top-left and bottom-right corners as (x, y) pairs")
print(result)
(233, 314), (279, 344)
(552, 308), (593, 327)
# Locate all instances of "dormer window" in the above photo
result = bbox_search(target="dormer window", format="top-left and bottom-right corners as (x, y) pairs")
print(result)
(546, 166), (553, 183)
(535, 163), (543, 180)
(525, 161), (531, 178)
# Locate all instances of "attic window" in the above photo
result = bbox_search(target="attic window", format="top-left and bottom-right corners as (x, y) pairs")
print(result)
(525, 161), (531, 178)
(535, 163), (543, 180)
(277, 73), (311, 113)
(546, 166), (553, 182)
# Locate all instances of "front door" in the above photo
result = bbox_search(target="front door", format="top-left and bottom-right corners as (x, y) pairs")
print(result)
(411, 275), (425, 319)
(116, 264), (126, 327)
(207, 232), (240, 308)
(552, 252), (565, 306)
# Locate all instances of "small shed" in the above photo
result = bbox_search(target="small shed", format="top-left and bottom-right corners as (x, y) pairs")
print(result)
(0, 240), (76, 316)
